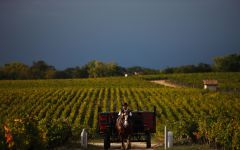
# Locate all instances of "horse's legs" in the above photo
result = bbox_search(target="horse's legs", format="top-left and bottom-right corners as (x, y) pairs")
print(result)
(127, 136), (131, 149)
(121, 137), (125, 150)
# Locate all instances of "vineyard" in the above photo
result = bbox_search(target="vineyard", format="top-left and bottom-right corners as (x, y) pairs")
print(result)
(0, 75), (240, 149)
(141, 72), (240, 90)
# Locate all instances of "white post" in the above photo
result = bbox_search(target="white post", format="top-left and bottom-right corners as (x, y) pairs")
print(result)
(167, 131), (173, 148)
(81, 128), (88, 149)
(164, 126), (168, 149)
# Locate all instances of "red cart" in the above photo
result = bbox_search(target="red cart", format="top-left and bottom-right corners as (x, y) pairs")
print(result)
(98, 107), (156, 149)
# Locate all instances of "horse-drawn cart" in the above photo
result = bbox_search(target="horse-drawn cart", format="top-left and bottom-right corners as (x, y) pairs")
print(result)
(98, 107), (156, 149)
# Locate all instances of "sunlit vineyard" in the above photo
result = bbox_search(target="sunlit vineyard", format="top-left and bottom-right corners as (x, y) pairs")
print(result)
(0, 76), (240, 149)
(141, 72), (240, 90)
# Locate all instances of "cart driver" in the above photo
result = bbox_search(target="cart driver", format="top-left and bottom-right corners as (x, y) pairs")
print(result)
(118, 102), (132, 117)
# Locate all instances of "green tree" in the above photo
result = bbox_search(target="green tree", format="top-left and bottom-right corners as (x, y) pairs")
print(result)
(197, 63), (212, 72)
(127, 66), (159, 75)
(85, 60), (103, 78)
(45, 69), (56, 79)
(85, 60), (124, 78)
(162, 63), (212, 73)
(30, 60), (56, 79)
(1, 62), (30, 79)
(61, 66), (88, 78)
(213, 53), (240, 72)
(0, 67), (5, 79)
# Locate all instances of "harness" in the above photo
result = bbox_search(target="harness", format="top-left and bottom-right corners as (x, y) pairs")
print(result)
(121, 109), (131, 115)
(117, 109), (132, 128)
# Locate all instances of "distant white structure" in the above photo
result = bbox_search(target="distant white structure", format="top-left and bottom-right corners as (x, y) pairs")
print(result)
(203, 80), (218, 91)
(81, 128), (88, 149)
(168, 131), (173, 148)
(125, 74), (128, 77)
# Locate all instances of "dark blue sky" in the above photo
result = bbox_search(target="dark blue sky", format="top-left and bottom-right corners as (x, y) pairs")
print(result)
(0, 0), (240, 69)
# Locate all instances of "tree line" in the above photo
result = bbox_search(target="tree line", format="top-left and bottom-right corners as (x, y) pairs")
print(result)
(0, 53), (239, 79)
(0, 60), (159, 80)
(162, 53), (240, 73)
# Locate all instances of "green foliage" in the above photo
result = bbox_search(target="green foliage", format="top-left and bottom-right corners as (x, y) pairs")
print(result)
(38, 119), (72, 148)
(1, 53), (239, 80)
(5, 116), (45, 150)
(127, 66), (160, 75)
(161, 53), (240, 73)
(85, 60), (124, 78)
(0, 121), (7, 150)
(30, 60), (56, 79)
(1, 117), (72, 149)
(197, 108), (240, 149)
(1, 62), (31, 79)
(0, 76), (240, 149)
(162, 63), (212, 73)
(213, 53), (240, 72)
(58, 66), (88, 78)
(141, 72), (240, 90)
(0, 77), (162, 89)
(167, 119), (199, 144)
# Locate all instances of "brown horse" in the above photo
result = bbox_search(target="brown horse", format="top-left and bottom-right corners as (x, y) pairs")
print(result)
(116, 112), (132, 150)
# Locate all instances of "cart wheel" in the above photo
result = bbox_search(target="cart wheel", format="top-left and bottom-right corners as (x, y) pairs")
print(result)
(146, 133), (151, 148)
(104, 134), (110, 150)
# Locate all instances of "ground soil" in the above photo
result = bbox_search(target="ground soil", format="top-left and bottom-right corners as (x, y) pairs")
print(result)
(88, 142), (162, 150)
(150, 80), (181, 88)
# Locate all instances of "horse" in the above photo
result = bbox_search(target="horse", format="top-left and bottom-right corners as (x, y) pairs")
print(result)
(115, 112), (132, 150)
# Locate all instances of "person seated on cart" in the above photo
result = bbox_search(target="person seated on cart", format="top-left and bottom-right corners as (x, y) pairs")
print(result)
(118, 102), (132, 117)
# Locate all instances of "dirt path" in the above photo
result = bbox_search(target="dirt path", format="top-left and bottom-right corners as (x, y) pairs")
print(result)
(89, 142), (162, 150)
(151, 80), (180, 88)
(59, 140), (162, 150)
